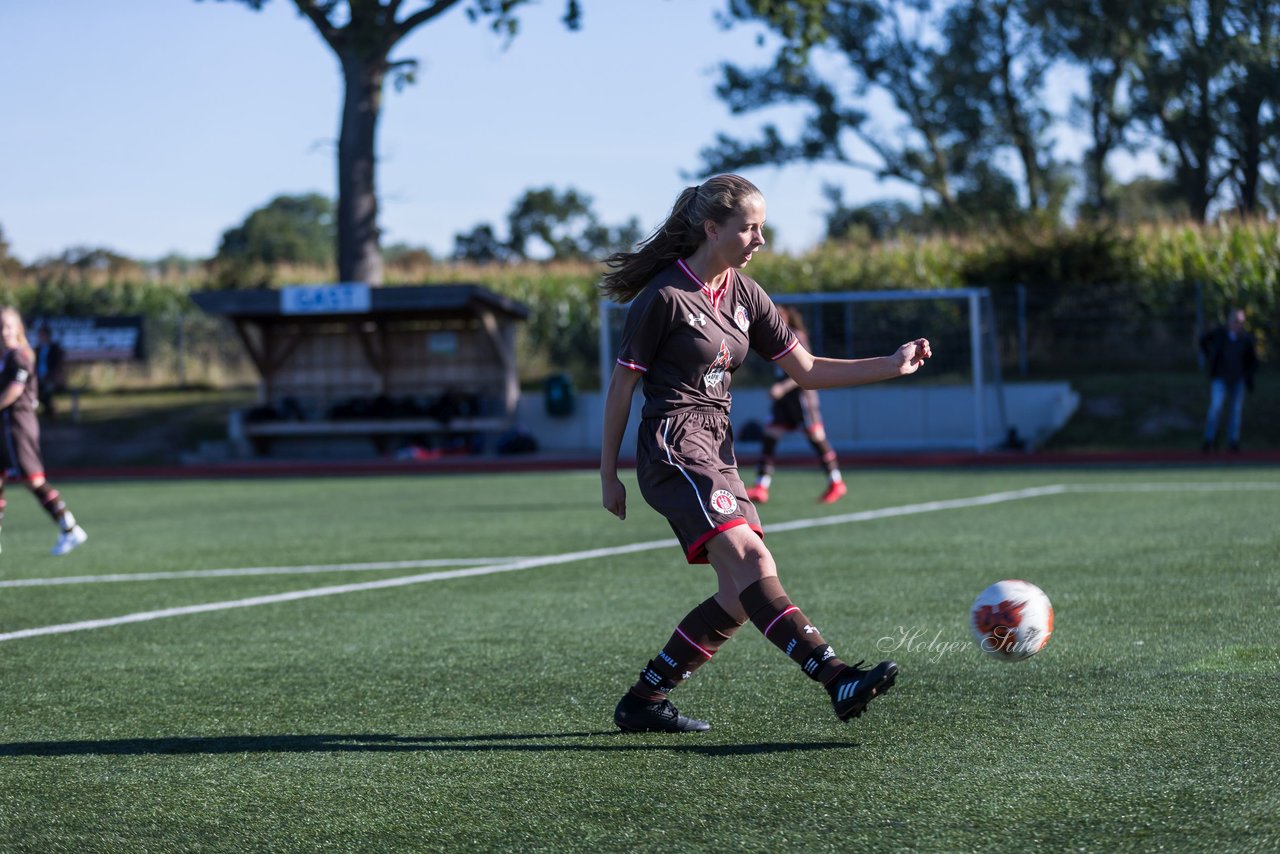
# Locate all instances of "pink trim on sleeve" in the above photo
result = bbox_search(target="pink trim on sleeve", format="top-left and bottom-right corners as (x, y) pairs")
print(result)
(615, 358), (648, 373)
(769, 336), (800, 361)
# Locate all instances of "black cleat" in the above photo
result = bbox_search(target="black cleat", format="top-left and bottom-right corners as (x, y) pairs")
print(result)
(829, 660), (898, 721)
(614, 694), (711, 733)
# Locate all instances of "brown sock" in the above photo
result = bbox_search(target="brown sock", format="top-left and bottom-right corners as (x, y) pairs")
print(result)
(32, 482), (72, 531)
(629, 596), (746, 702)
(740, 577), (846, 685)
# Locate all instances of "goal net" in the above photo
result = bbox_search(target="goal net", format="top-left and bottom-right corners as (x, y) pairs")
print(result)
(598, 288), (1008, 453)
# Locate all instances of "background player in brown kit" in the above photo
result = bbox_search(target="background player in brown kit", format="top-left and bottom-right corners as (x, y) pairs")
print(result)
(746, 304), (848, 505)
(0, 306), (88, 556)
(599, 174), (931, 733)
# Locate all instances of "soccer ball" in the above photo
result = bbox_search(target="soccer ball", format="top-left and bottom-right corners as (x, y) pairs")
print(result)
(970, 579), (1054, 660)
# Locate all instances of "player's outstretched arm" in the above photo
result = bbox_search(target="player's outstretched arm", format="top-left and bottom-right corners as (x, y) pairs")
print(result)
(778, 338), (932, 390)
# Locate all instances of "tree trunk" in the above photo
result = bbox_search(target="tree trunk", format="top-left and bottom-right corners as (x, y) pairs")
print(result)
(338, 55), (385, 285)
(993, 2), (1042, 212)
(1083, 61), (1124, 219)
(1179, 148), (1214, 223)
(1232, 91), (1264, 215)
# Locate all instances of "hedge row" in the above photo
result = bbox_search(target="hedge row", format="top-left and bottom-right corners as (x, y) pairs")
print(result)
(1, 220), (1275, 389)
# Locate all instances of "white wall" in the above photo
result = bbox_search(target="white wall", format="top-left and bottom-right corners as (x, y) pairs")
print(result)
(515, 381), (1079, 455)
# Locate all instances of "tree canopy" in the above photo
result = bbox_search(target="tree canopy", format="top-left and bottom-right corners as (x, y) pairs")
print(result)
(216, 193), (336, 268)
(453, 186), (642, 263)
(204, 0), (583, 284)
(712, 0), (1280, 232)
(0, 224), (21, 279)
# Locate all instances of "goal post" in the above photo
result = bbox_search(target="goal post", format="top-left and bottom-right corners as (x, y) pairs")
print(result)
(598, 288), (1008, 453)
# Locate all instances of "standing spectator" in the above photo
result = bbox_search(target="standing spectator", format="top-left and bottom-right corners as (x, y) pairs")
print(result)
(746, 305), (847, 505)
(1200, 307), (1259, 453)
(0, 307), (88, 555)
(34, 325), (67, 421)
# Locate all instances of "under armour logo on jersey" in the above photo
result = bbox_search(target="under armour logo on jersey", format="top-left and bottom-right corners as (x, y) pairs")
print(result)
(687, 312), (707, 327)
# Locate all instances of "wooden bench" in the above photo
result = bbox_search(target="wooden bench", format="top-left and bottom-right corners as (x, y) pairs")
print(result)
(241, 416), (510, 455)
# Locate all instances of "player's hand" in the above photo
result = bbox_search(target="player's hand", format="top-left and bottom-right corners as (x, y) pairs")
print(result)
(602, 475), (627, 520)
(896, 338), (932, 375)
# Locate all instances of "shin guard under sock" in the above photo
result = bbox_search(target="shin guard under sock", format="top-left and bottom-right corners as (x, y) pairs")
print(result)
(740, 576), (845, 685)
(629, 596), (746, 702)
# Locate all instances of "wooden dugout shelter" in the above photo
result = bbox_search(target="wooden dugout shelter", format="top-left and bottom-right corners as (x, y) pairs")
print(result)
(192, 283), (529, 454)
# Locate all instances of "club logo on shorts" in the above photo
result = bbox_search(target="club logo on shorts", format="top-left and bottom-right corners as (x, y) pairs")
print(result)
(708, 489), (738, 515)
(733, 304), (750, 332)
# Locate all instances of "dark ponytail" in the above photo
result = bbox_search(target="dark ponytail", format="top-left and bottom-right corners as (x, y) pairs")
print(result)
(599, 174), (762, 303)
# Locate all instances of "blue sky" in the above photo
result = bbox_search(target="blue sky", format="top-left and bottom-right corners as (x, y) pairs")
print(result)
(1, 1), (1138, 265)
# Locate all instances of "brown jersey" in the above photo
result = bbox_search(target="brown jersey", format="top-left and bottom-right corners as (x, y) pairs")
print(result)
(616, 259), (798, 418)
(617, 260), (796, 563)
(1, 346), (45, 478)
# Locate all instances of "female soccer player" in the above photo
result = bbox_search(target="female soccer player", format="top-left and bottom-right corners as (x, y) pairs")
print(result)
(599, 174), (931, 733)
(0, 306), (88, 556)
(746, 304), (848, 505)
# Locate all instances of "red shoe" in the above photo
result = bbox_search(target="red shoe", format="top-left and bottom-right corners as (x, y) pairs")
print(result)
(746, 484), (769, 504)
(819, 481), (847, 504)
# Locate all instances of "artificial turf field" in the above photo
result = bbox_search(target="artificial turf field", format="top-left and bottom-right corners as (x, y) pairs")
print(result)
(1, 466), (1277, 852)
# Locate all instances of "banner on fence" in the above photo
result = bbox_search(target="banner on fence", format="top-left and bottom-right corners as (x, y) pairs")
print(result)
(31, 316), (146, 362)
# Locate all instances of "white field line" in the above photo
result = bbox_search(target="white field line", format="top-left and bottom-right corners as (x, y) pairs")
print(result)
(0, 557), (536, 589)
(0, 538), (677, 643)
(1062, 482), (1280, 493)
(1, 481), (1274, 643)
(765, 484), (1068, 534)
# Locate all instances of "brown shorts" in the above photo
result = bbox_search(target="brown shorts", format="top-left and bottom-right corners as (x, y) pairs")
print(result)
(769, 388), (823, 434)
(1, 410), (45, 480)
(636, 408), (763, 564)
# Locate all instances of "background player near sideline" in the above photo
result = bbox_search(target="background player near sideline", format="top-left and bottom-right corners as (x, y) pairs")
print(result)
(34, 324), (67, 422)
(0, 307), (88, 556)
(599, 174), (931, 734)
(746, 304), (847, 505)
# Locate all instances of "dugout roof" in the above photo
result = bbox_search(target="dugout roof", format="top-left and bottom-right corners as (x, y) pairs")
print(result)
(191, 283), (528, 322)
(191, 283), (531, 435)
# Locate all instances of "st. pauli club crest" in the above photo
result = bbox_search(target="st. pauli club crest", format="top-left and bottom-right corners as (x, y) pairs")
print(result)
(708, 489), (738, 515)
